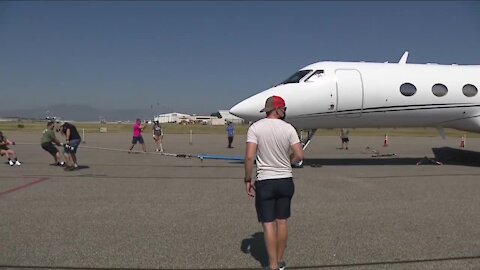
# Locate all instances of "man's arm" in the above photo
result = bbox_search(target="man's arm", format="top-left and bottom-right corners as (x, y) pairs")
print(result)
(244, 142), (257, 197)
(66, 128), (71, 142)
(290, 142), (304, 165)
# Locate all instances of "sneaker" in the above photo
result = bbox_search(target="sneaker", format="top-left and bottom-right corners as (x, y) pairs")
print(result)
(278, 261), (286, 270)
(15, 160), (22, 166)
(8, 160), (14, 166)
(58, 161), (65, 166)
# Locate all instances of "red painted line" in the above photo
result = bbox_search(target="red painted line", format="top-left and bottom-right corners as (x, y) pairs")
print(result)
(0, 177), (49, 197)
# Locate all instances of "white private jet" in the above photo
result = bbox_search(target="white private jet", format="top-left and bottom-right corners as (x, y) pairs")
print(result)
(230, 52), (480, 149)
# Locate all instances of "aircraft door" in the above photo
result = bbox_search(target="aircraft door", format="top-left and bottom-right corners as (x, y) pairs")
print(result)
(335, 69), (364, 117)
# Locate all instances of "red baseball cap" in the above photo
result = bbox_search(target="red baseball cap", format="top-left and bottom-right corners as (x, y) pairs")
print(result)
(260, 95), (286, 113)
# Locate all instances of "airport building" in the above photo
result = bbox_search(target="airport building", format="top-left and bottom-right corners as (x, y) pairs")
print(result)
(153, 113), (191, 124)
(153, 110), (244, 125)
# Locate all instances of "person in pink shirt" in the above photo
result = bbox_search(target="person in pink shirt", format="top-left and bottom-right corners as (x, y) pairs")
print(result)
(128, 118), (147, 153)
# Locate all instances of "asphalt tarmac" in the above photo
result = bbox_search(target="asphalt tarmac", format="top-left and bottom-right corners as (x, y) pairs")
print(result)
(1, 131), (480, 270)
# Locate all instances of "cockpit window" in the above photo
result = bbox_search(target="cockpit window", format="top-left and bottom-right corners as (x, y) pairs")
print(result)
(304, 70), (324, 83)
(280, 70), (312, 84)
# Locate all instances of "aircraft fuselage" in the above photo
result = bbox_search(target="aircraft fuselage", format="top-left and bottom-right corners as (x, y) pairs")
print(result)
(230, 61), (480, 132)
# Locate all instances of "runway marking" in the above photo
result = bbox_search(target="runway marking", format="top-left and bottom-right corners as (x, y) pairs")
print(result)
(0, 177), (49, 197)
(0, 254), (479, 269)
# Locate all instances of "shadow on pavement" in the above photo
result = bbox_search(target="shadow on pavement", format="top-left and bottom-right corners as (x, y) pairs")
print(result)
(301, 147), (480, 167)
(303, 157), (422, 166)
(432, 147), (480, 167)
(241, 232), (268, 267)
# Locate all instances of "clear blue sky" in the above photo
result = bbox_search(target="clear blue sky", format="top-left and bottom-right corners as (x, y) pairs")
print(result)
(1, 1), (479, 115)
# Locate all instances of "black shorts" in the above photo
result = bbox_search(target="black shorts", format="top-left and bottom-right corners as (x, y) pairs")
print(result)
(255, 177), (295, 223)
(342, 138), (349, 142)
(132, 136), (144, 144)
(41, 142), (58, 156)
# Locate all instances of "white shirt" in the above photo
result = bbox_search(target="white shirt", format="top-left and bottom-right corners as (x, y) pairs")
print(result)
(247, 118), (300, 181)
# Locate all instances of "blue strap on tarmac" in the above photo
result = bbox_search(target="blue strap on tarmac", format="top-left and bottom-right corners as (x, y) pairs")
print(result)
(196, 154), (244, 161)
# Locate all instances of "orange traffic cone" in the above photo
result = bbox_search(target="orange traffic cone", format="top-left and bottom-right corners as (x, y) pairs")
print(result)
(383, 133), (389, 147)
(460, 134), (466, 148)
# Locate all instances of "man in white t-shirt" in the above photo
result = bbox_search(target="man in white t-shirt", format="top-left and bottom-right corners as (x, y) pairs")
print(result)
(244, 95), (304, 270)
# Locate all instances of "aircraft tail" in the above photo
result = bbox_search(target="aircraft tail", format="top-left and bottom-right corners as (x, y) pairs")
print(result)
(398, 51), (409, 64)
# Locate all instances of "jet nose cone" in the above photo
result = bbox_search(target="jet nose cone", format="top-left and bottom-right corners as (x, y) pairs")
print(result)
(229, 101), (250, 118)
(230, 98), (263, 121)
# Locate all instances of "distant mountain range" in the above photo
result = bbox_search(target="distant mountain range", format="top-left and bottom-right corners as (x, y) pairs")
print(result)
(0, 104), (158, 122)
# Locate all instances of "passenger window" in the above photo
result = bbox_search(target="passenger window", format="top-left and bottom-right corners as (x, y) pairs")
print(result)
(432, 83), (448, 97)
(400, 83), (417, 96)
(304, 70), (324, 83)
(462, 84), (478, 97)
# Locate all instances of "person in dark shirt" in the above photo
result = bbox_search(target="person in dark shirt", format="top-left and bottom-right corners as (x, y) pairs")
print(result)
(152, 121), (164, 152)
(60, 122), (81, 171)
(340, 128), (350, 150)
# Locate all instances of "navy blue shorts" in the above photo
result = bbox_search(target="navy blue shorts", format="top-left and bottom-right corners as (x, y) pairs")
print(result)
(132, 136), (144, 144)
(255, 177), (295, 223)
(64, 139), (81, 154)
